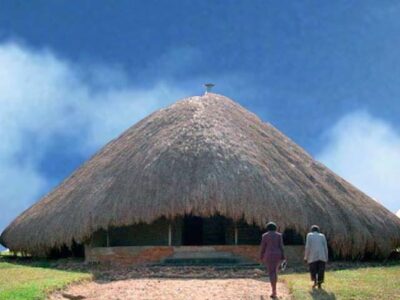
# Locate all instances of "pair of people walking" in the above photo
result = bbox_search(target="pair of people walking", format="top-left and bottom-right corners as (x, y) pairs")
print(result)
(259, 222), (328, 298)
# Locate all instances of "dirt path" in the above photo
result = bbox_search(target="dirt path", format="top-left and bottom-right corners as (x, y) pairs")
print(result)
(49, 278), (291, 300)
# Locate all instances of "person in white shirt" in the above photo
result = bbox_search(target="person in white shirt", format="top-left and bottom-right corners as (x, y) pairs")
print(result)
(304, 225), (328, 289)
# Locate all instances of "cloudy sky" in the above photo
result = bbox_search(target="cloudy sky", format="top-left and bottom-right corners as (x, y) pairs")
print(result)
(1, 1), (400, 243)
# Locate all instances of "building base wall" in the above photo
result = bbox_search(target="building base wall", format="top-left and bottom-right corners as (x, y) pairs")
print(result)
(85, 245), (304, 265)
(85, 245), (174, 265)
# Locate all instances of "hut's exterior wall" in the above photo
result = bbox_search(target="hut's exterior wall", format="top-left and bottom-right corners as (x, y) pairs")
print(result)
(109, 219), (169, 246)
(236, 221), (262, 245)
(89, 217), (284, 248)
(91, 229), (108, 247)
(90, 218), (182, 247)
(172, 217), (183, 246)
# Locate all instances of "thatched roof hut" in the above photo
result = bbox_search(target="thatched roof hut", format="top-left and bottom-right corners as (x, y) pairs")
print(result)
(1, 93), (400, 258)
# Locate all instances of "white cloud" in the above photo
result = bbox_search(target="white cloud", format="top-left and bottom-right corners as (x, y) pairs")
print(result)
(317, 111), (400, 213)
(0, 42), (189, 239)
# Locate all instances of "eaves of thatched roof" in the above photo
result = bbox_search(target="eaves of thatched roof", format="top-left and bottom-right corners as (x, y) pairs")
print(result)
(1, 93), (400, 258)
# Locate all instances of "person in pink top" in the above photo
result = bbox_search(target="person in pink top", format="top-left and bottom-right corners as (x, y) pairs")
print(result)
(260, 221), (286, 299)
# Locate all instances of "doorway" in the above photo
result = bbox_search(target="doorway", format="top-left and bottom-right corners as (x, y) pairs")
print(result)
(182, 215), (229, 245)
(182, 215), (203, 245)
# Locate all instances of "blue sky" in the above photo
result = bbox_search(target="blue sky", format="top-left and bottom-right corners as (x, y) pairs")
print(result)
(1, 1), (400, 242)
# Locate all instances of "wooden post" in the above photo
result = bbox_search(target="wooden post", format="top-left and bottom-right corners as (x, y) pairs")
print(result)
(234, 225), (238, 245)
(168, 223), (172, 246)
(106, 230), (110, 247)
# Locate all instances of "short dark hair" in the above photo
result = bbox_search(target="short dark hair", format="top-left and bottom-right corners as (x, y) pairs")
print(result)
(311, 225), (320, 232)
(266, 221), (277, 231)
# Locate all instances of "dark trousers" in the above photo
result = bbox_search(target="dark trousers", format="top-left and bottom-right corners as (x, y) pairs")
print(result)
(309, 260), (326, 284)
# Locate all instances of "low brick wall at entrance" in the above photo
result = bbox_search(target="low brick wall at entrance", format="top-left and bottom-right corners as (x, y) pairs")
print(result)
(85, 246), (174, 265)
(85, 245), (303, 265)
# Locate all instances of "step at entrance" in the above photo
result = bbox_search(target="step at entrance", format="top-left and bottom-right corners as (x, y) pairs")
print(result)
(160, 246), (256, 266)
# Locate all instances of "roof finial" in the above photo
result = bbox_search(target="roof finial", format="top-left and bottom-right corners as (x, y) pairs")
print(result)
(204, 83), (215, 94)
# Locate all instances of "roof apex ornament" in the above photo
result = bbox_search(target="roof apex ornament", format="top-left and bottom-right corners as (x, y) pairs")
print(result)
(204, 83), (215, 94)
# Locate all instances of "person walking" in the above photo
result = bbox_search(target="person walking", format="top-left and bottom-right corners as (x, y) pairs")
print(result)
(260, 221), (286, 299)
(304, 225), (329, 289)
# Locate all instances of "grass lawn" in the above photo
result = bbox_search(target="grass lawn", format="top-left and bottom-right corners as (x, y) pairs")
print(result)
(282, 264), (400, 300)
(0, 259), (91, 300)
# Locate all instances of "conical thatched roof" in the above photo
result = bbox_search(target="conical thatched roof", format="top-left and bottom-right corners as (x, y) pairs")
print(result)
(1, 93), (400, 258)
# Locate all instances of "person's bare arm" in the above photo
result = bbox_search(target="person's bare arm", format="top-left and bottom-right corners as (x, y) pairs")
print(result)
(279, 235), (286, 260)
(260, 236), (267, 261)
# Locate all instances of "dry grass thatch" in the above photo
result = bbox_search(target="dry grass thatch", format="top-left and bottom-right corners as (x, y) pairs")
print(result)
(1, 93), (400, 258)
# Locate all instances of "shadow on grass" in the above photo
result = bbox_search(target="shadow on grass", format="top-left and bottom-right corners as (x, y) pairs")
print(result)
(60, 293), (86, 300)
(309, 288), (336, 300)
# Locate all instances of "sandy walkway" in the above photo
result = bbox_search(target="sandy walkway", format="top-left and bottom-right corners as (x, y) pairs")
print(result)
(50, 278), (291, 300)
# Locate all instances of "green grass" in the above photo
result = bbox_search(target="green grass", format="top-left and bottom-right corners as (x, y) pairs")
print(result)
(0, 249), (26, 257)
(282, 265), (400, 300)
(0, 261), (91, 300)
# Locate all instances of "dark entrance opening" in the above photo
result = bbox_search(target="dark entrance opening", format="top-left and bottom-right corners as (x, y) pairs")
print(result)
(182, 215), (203, 245)
(182, 215), (228, 245)
(203, 215), (226, 245)
(282, 228), (304, 245)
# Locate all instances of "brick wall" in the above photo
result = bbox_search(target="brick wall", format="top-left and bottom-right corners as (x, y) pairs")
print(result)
(85, 246), (173, 265)
(85, 245), (304, 266)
